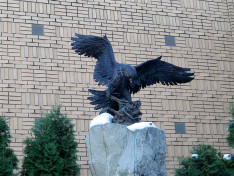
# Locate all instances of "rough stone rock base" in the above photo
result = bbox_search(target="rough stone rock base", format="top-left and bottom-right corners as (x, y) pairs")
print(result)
(85, 123), (167, 176)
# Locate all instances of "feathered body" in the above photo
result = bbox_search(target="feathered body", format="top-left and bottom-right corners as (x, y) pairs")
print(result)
(71, 34), (194, 112)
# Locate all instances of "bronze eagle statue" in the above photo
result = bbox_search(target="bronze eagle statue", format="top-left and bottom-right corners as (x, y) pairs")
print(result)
(71, 34), (194, 123)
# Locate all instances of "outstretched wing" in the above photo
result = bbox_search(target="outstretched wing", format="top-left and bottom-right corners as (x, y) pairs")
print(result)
(71, 33), (117, 85)
(130, 56), (194, 94)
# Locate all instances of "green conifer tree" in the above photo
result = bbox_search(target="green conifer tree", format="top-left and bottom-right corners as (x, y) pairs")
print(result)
(0, 117), (18, 176)
(221, 102), (234, 175)
(175, 145), (229, 176)
(227, 103), (234, 148)
(21, 106), (80, 176)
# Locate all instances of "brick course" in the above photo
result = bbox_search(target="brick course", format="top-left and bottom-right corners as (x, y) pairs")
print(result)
(0, 0), (233, 175)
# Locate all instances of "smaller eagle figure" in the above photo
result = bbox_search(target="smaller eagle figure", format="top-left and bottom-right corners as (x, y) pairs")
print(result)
(71, 34), (194, 123)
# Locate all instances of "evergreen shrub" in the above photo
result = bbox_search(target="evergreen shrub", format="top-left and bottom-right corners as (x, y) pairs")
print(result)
(21, 106), (80, 176)
(221, 156), (234, 176)
(0, 117), (18, 176)
(227, 103), (234, 148)
(221, 102), (234, 175)
(175, 144), (229, 176)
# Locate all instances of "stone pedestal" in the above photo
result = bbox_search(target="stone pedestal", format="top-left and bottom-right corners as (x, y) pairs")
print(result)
(85, 123), (167, 176)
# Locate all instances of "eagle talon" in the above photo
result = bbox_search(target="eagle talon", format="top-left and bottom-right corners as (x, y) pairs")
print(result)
(102, 95), (142, 124)
(106, 92), (111, 98)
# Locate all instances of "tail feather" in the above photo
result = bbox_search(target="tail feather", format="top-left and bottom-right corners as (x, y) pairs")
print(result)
(88, 89), (110, 110)
(90, 98), (108, 105)
(88, 89), (106, 96)
(94, 102), (109, 110)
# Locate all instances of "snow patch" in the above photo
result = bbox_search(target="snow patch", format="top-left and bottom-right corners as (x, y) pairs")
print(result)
(191, 154), (198, 158)
(90, 113), (114, 129)
(127, 122), (157, 132)
(223, 154), (232, 160)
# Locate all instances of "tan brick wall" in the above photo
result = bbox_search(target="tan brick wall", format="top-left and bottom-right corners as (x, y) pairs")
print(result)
(0, 0), (233, 175)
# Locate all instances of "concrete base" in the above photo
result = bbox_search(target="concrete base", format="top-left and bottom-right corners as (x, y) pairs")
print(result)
(86, 123), (167, 176)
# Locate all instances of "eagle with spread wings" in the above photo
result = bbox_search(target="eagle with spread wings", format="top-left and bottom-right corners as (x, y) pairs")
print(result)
(71, 34), (194, 113)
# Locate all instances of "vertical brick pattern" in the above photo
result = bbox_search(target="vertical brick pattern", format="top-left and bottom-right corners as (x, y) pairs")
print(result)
(0, 0), (233, 175)
(227, 0), (234, 39)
